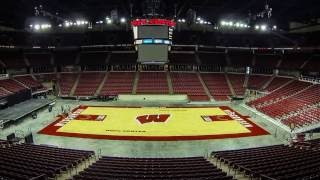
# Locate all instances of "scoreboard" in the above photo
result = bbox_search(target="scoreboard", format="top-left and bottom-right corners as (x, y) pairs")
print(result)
(138, 26), (168, 39)
(132, 19), (175, 64)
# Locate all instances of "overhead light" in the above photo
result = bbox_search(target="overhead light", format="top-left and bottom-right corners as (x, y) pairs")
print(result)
(120, 17), (126, 23)
(34, 24), (40, 30)
(220, 21), (228, 26)
(272, 25), (277, 30)
(64, 21), (71, 27)
(220, 20), (249, 29)
(41, 24), (50, 29)
(260, 25), (267, 31)
(30, 23), (51, 31)
(106, 19), (112, 24)
(75, 20), (87, 26)
(178, 18), (186, 23)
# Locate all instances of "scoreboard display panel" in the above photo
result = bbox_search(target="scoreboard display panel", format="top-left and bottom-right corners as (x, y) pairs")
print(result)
(138, 26), (169, 39)
(138, 45), (168, 63)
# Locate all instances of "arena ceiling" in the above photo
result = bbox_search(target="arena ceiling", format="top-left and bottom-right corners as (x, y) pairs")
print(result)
(0, 0), (319, 29)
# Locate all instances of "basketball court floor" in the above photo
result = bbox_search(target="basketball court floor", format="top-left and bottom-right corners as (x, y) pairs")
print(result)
(0, 99), (292, 157)
(39, 105), (269, 140)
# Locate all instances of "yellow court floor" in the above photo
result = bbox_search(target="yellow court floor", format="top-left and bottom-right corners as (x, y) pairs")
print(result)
(39, 105), (269, 140)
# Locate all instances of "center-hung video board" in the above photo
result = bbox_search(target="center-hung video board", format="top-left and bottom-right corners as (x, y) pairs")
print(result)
(132, 18), (175, 64)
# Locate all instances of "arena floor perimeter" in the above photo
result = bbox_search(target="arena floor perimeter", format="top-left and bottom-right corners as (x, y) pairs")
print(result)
(0, 99), (291, 157)
(39, 105), (268, 140)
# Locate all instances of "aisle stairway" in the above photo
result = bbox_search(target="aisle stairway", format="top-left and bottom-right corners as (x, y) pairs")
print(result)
(132, 71), (140, 94)
(225, 73), (235, 96)
(69, 73), (80, 96)
(95, 72), (109, 96)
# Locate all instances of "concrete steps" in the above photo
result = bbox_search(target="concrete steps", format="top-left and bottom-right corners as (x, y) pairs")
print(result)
(262, 75), (276, 90)
(12, 78), (30, 90)
(209, 157), (249, 180)
(166, 71), (174, 94)
(225, 73), (235, 96)
(57, 156), (97, 180)
(196, 72), (214, 101)
(243, 75), (249, 88)
(269, 79), (295, 93)
(95, 72), (109, 96)
(0, 87), (13, 94)
(69, 73), (81, 96)
(132, 71), (140, 94)
(300, 58), (310, 69)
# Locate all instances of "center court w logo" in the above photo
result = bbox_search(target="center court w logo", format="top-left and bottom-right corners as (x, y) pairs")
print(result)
(136, 114), (171, 124)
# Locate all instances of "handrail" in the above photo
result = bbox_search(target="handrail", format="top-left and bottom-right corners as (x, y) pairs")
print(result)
(299, 76), (320, 84)
(0, 74), (9, 80)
